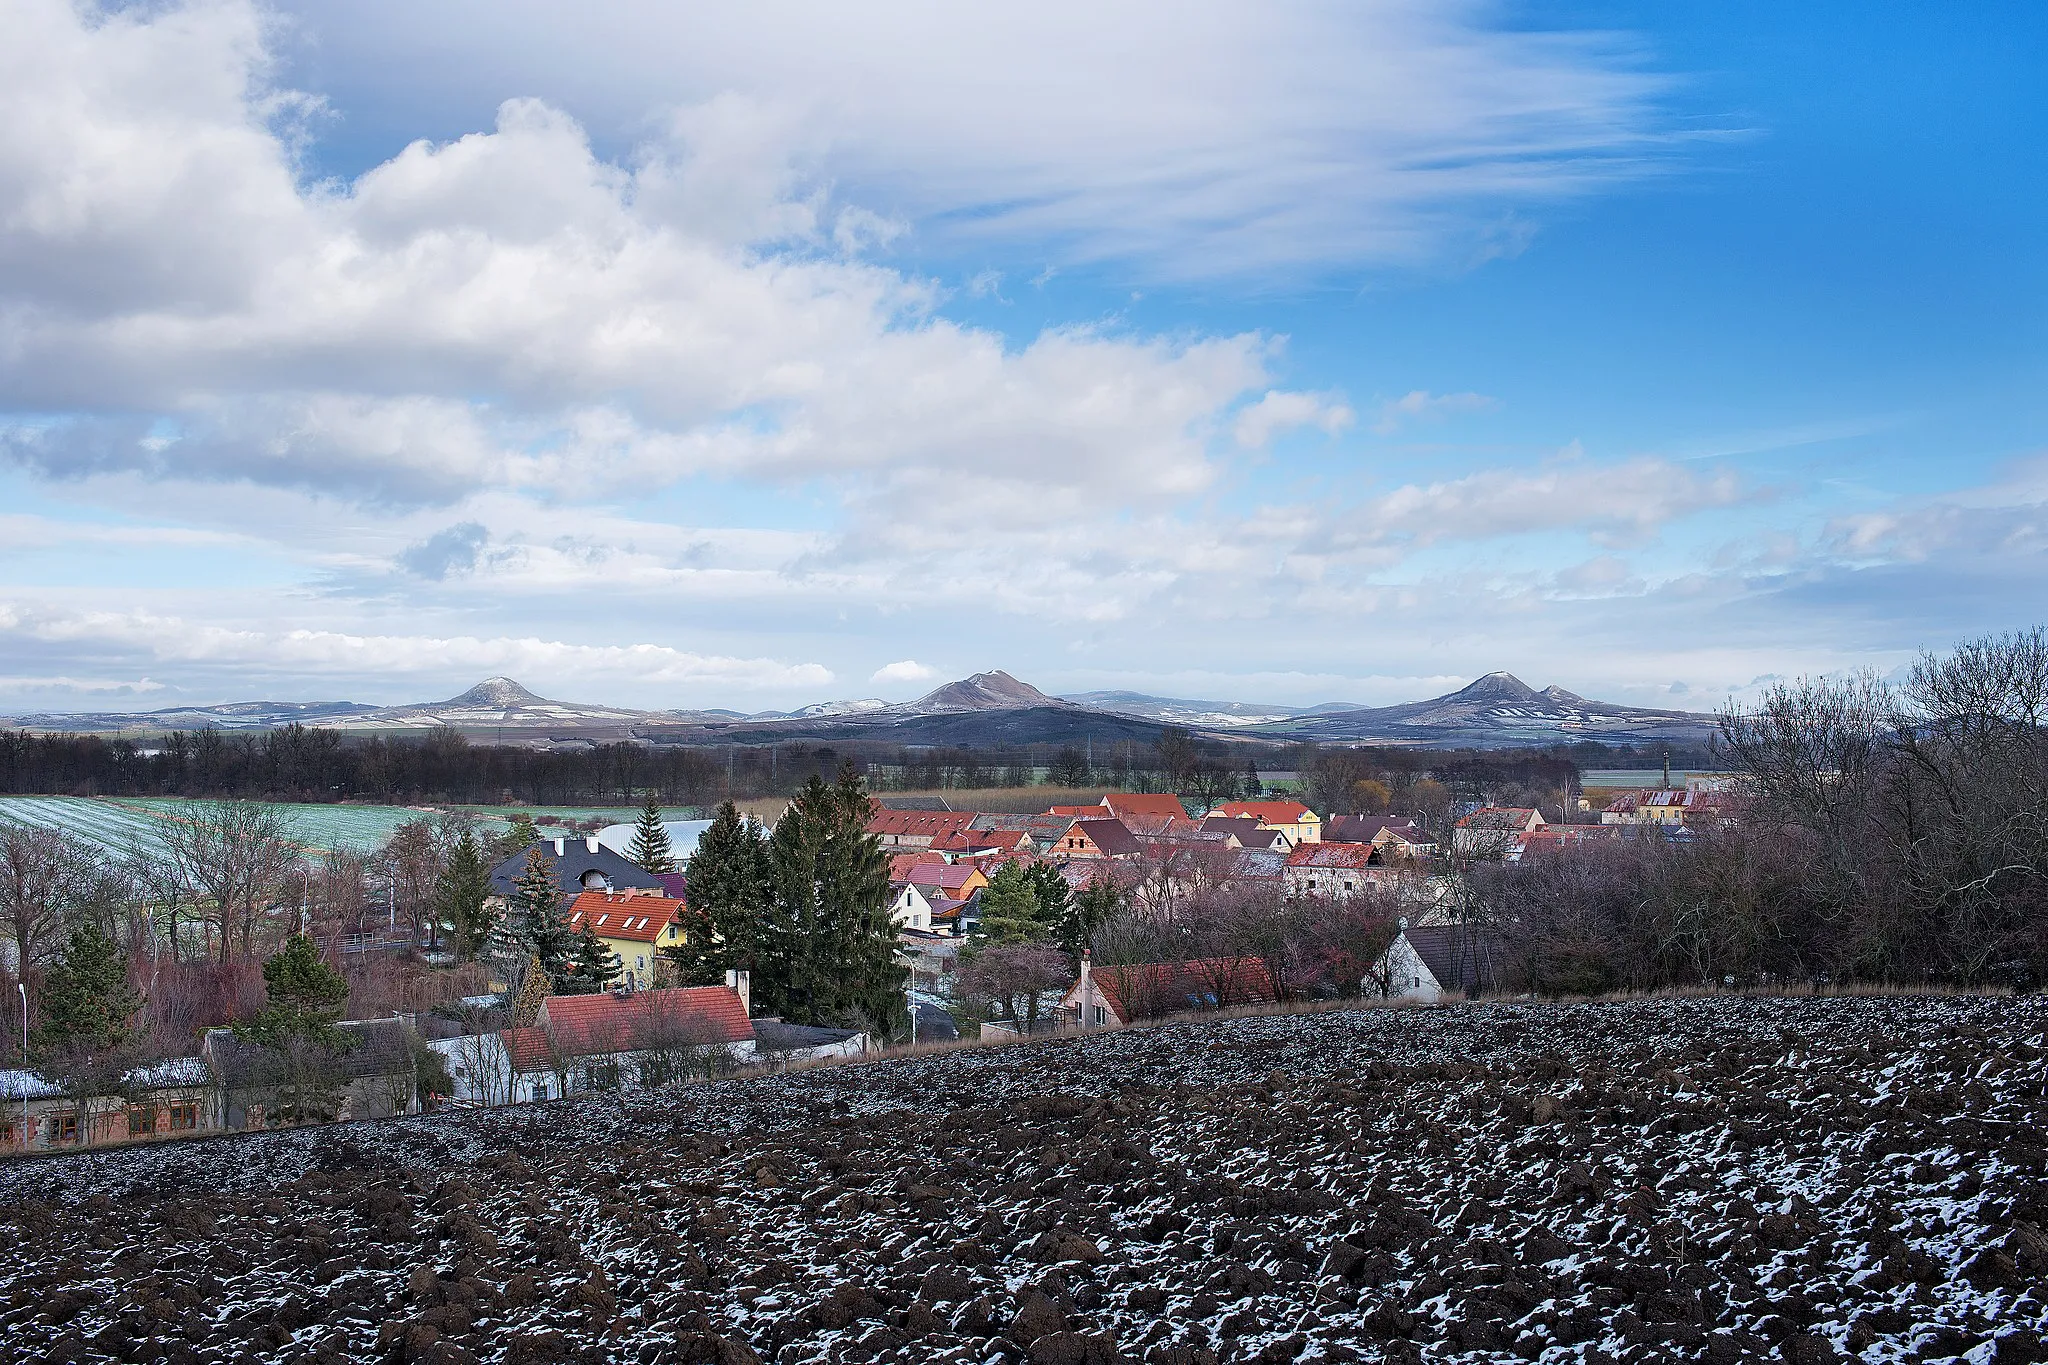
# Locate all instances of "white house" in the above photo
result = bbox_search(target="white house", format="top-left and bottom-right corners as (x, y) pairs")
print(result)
(889, 881), (936, 931)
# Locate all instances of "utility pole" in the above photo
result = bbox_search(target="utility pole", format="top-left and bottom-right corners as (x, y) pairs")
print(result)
(16, 983), (27, 1151)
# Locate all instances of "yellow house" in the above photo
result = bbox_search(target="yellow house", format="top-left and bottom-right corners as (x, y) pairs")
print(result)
(567, 890), (688, 990)
(1213, 799), (1322, 847)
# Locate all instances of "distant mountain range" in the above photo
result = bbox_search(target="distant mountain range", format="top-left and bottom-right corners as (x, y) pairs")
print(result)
(4, 668), (1718, 749)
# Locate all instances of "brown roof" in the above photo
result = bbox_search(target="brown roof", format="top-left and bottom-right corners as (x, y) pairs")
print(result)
(1074, 818), (1141, 857)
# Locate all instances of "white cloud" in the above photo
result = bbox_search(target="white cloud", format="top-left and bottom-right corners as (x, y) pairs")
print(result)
(272, 0), (1676, 279)
(0, 5), (1277, 508)
(1232, 390), (1355, 450)
(1372, 389), (1500, 434)
(870, 660), (937, 685)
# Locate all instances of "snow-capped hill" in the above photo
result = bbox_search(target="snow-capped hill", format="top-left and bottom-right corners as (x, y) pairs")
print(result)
(790, 698), (891, 718)
(906, 670), (1071, 713)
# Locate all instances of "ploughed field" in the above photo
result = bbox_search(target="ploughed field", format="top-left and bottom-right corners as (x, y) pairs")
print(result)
(3, 997), (2046, 1365)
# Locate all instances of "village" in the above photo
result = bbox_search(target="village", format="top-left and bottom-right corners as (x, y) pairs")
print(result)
(1, 768), (1746, 1155)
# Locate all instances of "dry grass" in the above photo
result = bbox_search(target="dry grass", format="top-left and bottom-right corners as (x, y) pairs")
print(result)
(873, 786), (1118, 814)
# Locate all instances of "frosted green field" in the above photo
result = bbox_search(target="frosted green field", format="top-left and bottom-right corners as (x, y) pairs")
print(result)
(0, 798), (674, 856)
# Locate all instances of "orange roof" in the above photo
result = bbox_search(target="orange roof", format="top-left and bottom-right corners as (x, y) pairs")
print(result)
(566, 890), (685, 944)
(1215, 799), (1317, 825)
(1100, 793), (1188, 826)
(523, 987), (754, 1067)
(1046, 804), (1105, 817)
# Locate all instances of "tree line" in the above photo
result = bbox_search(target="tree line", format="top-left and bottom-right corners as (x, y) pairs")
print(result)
(1464, 629), (2048, 992)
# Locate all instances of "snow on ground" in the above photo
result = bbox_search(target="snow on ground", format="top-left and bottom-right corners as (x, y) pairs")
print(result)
(2, 996), (2044, 1365)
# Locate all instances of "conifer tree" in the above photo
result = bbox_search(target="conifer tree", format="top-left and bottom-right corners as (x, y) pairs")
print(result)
(235, 934), (356, 1123)
(975, 861), (1052, 945)
(559, 922), (621, 994)
(627, 796), (675, 874)
(663, 800), (770, 988)
(490, 812), (541, 861)
(433, 828), (495, 959)
(494, 845), (578, 991)
(33, 923), (139, 1060)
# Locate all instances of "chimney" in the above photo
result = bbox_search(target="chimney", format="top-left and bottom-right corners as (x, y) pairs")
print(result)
(586, 836), (600, 853)
(552, 837), (565, 856)
(724, 968), (752, 1015)
(1078, 949), (1093, 1028)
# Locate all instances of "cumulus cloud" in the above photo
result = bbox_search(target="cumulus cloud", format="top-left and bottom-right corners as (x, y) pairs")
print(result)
(870, 659), (937, 685)
(0, 4), (1275, 508)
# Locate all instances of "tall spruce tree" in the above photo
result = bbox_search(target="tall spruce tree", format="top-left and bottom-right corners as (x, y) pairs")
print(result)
(33, 923), (140, 1060)
(494, 845), (578, 992)
(819, 764), (901, 1031)
(627, 796), (675, 874)
(663, 801), (770, 988)
(761, 768), (902, 1029)
(433, 828), (495, 960)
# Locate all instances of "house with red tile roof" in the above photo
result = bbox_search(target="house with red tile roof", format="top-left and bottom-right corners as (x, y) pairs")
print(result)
(565, 890), (688, 990)
(492, 985), (756, 1101)
(930, 827), (1034, 858)
(1510, 826), (1629, 860)
(1212, 799), (1321, 846)
(1099, 793), (1191, 831)
(1324, 816), (1437, 858)
(1283, 841), (1404, 898)
(887, 849), (950, 882)
(1061, 955), (1275, 1028)
(865, 809), (977, 848)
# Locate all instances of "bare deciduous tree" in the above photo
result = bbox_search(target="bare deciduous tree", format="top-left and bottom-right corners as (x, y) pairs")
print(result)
(147, 801), (300, 962)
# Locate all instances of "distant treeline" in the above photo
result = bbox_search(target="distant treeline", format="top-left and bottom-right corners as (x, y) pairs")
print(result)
(0, 721), (1708, 810)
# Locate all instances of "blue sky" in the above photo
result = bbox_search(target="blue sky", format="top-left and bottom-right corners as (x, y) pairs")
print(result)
(0, 0), (2043, 714)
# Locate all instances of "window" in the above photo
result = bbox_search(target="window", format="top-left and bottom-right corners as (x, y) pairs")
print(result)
(128, 1105), (157, 1136)
(1093, 1007), (1107, 1025)
(52, 1113), (79, 1144)
(168, 1102), (199, 1132)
